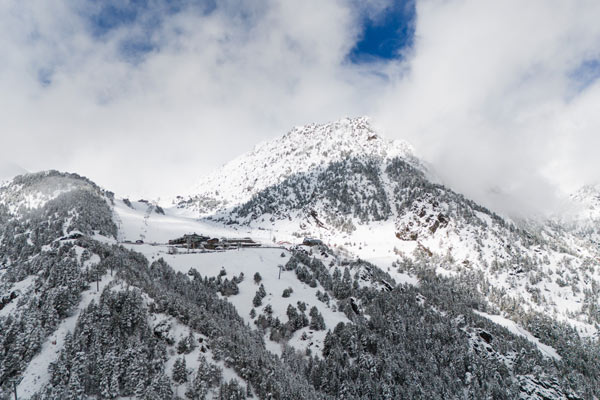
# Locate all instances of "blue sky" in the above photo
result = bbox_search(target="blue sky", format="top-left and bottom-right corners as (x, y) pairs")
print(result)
(349, 1), (415, 62)
(80, 0), (415, 65)
(569, 58), (600, 94)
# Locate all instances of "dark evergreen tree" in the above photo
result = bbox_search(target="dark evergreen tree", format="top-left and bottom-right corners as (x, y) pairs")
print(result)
(173, 356), (188, 384)
(309, 306), (325, 331)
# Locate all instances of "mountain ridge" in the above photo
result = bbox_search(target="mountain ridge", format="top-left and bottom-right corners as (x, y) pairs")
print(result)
(174, 117), (421, 216)
(169, 117), (600, 343)
(2, 121), (600, 398)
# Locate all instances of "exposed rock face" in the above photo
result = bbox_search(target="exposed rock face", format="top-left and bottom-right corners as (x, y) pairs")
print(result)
(396, 197), (450, 240)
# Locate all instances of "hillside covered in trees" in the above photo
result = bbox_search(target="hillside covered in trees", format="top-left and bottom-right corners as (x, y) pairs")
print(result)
(1, 169), (599, 399)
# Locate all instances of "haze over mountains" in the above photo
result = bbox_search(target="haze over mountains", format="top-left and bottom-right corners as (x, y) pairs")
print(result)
(0, 164), (27, 185)
(2, 118), (600, 399)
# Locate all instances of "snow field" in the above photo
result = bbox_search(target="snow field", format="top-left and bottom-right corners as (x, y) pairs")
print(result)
(122, 243), (350, 356)
(114, 199), (257, 244)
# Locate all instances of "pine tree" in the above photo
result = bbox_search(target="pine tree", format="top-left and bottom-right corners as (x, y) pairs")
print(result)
(218, 379), (246, 399)
(252, 285), (266, 308)
(177, 331), (197, 355)
(309, 306), (326, 330)
(148, 372), (173, 400)
(65, 371), (85, 400)
(173, 357), (188, 384)
(252, 291), (263, 307)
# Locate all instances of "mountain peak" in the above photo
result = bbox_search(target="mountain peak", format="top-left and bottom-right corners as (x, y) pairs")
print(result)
(176, 117), (418, 215)
(285, 116), (376, 140)
(275, 116), (414, 159)
(571, 183), (600, 204)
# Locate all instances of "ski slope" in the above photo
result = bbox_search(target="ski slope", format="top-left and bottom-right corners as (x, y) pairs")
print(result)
(113, 199), (267, 244)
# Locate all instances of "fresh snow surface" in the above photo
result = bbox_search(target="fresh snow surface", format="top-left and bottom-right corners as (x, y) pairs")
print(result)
(216, 216), (421, 287)
(236, 200), (600, 338)
(129, 191), (582, 363)
(553, 183), (600, 243)
(175, 117), (418, 215)
(17, 273), (114, 399)
(0, 275), (37, 318)
(122, 243), (350, 356)
(556, 184), (600, 223)
(473, 310), (561, 360)
(114, 199), (260, 244)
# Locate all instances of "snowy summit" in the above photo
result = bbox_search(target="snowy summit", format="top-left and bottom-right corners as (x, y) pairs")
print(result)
(175, 117), (419, 216)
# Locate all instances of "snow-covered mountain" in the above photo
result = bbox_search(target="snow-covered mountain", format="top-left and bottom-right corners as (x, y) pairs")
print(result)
(3, 120), (600, 398)
(0, 172), (311, 399)
(175, 117), (420, 216)
(176, 117), (600, 341)
(551, 184), (600, 244)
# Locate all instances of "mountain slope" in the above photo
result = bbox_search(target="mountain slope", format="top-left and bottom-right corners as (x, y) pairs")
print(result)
(177, 118), (600, 341)
(4, 118), (600, 398)
(0, 172), (319, 399)
(3, 171), (599, 398)
(552, 184), (600, 244)
(175, 117), (419, 216)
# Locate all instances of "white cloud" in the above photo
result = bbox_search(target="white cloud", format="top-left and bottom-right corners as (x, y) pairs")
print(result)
(0, 0), (387, 198)
(1, 0), (600, 217)
(374, 0), (600, 216)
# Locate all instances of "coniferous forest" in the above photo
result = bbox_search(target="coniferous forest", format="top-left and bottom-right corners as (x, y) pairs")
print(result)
(2, 169), (600, 399)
